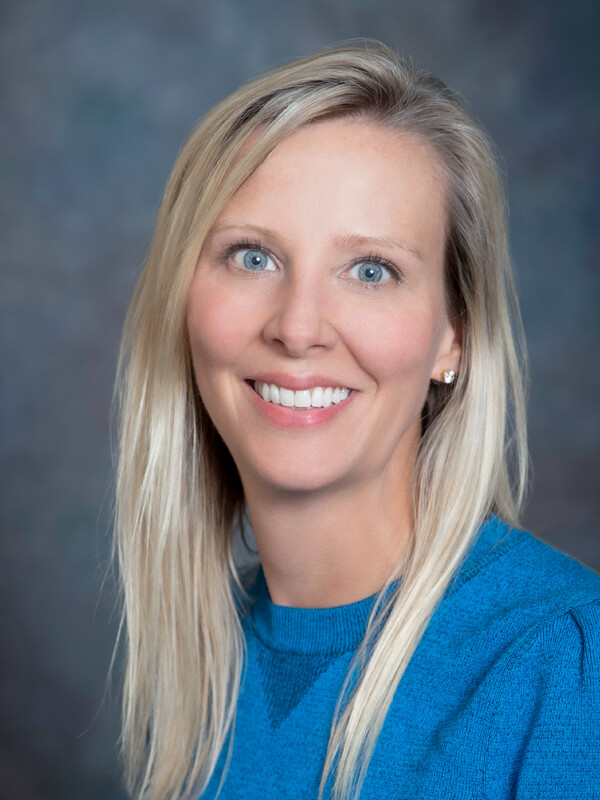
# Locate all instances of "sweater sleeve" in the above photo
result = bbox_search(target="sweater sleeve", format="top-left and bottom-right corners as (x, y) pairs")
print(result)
(487, 600), (600, 799)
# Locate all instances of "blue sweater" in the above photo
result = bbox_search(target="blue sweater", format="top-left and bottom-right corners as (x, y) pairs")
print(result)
(202, 518), (600, 798)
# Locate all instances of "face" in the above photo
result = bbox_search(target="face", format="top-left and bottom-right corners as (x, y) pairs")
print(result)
(187, 118), (461, 498)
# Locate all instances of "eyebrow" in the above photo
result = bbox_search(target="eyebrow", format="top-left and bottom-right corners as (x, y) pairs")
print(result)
(206, 223), (280, 242)
(333, 233), (423, 262)
(206, 223), (423, 262)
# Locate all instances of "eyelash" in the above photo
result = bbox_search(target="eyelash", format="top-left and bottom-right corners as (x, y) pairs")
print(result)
(220, 240), (402, 286)
(354, 252), (402, 286)
(222, 239), (268, 262)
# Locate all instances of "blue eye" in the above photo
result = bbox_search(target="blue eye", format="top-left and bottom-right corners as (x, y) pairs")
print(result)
(234, 249), (276, 272)
(348, 260), (393, 284)
(358, 263), (383, 282)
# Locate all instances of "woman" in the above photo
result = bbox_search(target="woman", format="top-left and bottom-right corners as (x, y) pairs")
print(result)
(114, 43), (600, 799)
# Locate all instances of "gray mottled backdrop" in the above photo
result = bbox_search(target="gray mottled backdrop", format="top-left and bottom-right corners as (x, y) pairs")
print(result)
(1, 1), (598, 798)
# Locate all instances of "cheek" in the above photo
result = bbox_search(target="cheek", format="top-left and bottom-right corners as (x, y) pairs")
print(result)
(348, 303), (443, 383)
(187, 278), (256, 370)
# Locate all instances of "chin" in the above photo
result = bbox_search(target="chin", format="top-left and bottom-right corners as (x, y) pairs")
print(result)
(241, 458), (349, 496)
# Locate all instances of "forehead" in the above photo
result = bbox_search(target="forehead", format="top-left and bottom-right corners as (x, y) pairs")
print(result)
(215, 118), (448, 265)
(243, 117), (446, 186)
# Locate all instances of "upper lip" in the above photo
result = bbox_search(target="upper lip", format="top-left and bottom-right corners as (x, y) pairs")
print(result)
(248, 373), (356, 391)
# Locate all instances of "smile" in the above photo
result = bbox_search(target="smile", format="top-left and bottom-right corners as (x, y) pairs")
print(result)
(253, 381), (351, 409)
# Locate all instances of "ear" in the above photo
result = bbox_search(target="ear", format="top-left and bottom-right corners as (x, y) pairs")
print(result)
(430, 313), (462, 384)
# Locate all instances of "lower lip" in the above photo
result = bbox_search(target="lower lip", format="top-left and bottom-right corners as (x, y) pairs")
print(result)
(244, 382), (355, 429)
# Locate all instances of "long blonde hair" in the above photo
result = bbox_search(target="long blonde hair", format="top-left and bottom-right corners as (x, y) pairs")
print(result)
(114, 41), (527, 800)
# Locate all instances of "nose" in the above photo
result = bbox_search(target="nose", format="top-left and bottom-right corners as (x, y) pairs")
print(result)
(262, 276), (337, 357)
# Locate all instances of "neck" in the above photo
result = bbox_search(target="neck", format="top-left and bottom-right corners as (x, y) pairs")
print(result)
(243, 472), (413, 608)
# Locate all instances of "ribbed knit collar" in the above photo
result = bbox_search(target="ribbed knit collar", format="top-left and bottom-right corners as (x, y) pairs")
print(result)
(247, 516), (515, 657)
(249, 568), (389, 656)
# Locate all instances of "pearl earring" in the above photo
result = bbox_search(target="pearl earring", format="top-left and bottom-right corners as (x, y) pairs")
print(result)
(441, 369), (456, 385)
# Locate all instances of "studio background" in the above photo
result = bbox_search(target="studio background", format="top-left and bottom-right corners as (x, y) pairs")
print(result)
(1, 1), (598, 798)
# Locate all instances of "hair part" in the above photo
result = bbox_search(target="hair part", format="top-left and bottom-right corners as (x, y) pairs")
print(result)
(114, 41), (528, 800)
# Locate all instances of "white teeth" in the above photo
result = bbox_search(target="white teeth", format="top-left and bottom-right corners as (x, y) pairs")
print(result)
(294, 389), (311, 408)
(279, 387), (294, 407)
(253, 381), (351, 409)
(311, 386), (324, 407)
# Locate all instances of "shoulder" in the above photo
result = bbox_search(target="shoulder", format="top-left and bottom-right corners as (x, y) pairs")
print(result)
(373, 522), (599, 797)
(435, 516), (600, 706)
(448, 516), (600, 623)
(446, 520), (600, 796)
(481, 598), (600, 797)
(491, 595), (600, 696)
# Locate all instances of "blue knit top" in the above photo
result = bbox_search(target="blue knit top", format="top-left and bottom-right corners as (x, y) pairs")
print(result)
(201, 518), (600, 798)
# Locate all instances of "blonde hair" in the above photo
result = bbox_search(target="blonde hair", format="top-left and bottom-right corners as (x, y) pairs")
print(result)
(114, 41), (527, 800)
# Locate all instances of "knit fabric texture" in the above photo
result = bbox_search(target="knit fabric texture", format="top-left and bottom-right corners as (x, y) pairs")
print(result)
(200, 518), (600, 798)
